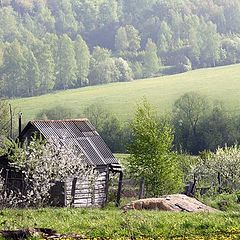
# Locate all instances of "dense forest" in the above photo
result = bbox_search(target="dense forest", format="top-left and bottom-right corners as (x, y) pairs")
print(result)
(1, 0), (240, 98)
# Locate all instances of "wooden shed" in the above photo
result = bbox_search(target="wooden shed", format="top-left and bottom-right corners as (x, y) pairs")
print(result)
(2, 119), (123, 208)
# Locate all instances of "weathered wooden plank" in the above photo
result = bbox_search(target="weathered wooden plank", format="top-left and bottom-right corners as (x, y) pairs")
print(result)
(65, 190), (106, 196)
(66, 194), (106, 199)
(66, 184), (106, 190)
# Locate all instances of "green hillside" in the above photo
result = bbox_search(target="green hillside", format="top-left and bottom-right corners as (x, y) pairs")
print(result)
(12, 64), (240, 121)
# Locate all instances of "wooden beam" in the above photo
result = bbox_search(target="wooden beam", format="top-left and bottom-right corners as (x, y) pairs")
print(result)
(70, 178), (78, 207)
(116, 171), (123, 207)
(104, 165), (110, 207)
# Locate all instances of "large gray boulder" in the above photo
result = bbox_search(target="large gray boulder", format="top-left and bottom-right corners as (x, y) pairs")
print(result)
(122, 194), (218, 212)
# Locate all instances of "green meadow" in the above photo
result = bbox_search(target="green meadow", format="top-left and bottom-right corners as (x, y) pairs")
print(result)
(11, 64), (240, 121)
(1, 208), (240, 239)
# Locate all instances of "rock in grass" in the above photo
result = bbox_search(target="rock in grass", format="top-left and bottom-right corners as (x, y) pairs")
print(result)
(122, 194), (218, 212)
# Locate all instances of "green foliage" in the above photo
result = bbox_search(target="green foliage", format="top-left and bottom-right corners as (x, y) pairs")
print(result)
(1, 40), (26, 97)
(83, 103), (127, 153)
(115, 27), (129, 52)
(36, 106), (75, 120)
(173, 92), (209, 154)
(74, 35), (90, 87)
(0, 0), (240, 97)
(157, 21), (173, 53)
(173, 92), (239, 154)
(143, 38), (160, 77)
(0, 99), (11, 152)
(36, 43), (55, 94)
(125, 25), (141, 52)
(56, 34), (77, 89)
(114, 58), (133, 82)
(128, 99), (183, 197)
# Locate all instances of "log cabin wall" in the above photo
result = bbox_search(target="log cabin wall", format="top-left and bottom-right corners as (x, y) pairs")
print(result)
(48, 167), (108, 208)
(64, 168), (108, 208)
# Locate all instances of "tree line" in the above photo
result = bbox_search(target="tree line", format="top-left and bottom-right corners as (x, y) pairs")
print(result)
(1, 0), (240, 98)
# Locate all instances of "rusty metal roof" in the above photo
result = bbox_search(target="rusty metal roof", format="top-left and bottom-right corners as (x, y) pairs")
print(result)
(20, 119), (120, 167)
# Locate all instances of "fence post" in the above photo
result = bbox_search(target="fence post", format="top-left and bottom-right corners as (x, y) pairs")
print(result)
(139, 177), (145, 199)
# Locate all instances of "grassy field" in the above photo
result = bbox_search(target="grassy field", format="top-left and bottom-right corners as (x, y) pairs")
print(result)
(11, 64), (240, 122)
(1, 208), (240, 239)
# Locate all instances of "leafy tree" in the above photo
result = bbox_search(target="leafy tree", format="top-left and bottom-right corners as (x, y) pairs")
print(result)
(56, 34), (77, 89)
(99, 0), (119, 26)
(43, 33), (59, 64)
(115, 58), (133, 82)
(200, 104), (235, 151)
(199, 21), (220, 67)
(91, 46), (111, 62)
(157, 21), (173, 53)
(173, 92), (209, 154)
(74, 35), (90, 87)
(128, 99), (183, 197)
(72, 0), (99, 31)
(130, 61), (143, 79)
(121, 0), (156, 24)
(0, 7), (19, 41)
(89, 58), (117, 85)
(35, 43), (55, 94)
(186, 16), (201, 68)
(115, 27), (129, 52)
(52, 0), (78, 36)
(125, 25), (141, 52)
(23, 46), (40, 96)
(36, 5), (56, 33)
(0, 40), (26, 97)
(143, 38), (160, 77)
(89, 47), (117, 85)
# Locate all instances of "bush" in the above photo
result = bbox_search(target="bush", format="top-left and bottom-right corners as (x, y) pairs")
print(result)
(36, 106), (75, 120)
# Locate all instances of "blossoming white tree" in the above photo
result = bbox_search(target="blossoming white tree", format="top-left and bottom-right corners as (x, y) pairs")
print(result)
(4, 136), (97, 207)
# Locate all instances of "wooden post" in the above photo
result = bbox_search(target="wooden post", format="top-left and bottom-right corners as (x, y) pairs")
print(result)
(139, 177), (145, 199)
(9, 104), (13, 139)
(116, 171), (123, 207)
(70, 178), (77, 207)
(217, 172), (221, 194)
(63, 181), (67, 207)
(190, 174), (197, 195)
(18, 112), (22, 137)
(104, 165), (110, 207)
